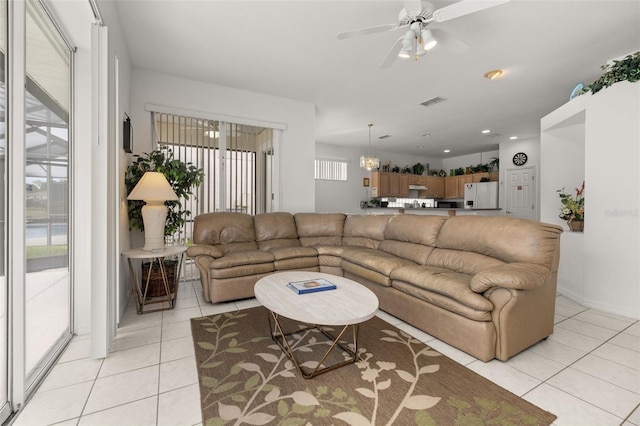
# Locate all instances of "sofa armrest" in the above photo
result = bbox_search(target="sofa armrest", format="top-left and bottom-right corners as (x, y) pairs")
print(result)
(186, 244), (223, 303)
(470, 263), (550, 293)
(186, 244), (223, 259)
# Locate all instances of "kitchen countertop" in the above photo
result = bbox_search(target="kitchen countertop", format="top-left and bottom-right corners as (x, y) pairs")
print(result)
(362, 207), (502, 216)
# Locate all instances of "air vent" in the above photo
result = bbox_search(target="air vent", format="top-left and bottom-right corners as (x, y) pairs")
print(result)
(420, 96), (446, 107)
(485, 133), (502, 138)
(378, 134), (391, 139)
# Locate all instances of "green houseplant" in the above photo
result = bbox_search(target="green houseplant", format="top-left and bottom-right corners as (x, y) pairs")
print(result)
(584, 51), (640, 95)
(126, 145), (205, 297)
(126, 145), (205, 237)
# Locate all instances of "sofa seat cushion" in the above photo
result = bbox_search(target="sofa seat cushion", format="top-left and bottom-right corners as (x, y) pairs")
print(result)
(268, 246), (318, 261)
(267, 246), (319, 271)
(210, 250), (274, 269)
(310, 245), (344, 267)
(391, 265), (493, 320)
(341, 248), (416, 286)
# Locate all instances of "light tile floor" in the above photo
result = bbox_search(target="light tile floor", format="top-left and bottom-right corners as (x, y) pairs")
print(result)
(10, 278), (640, 426)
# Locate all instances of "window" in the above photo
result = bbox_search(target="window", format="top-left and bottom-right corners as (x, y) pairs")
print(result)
(152, 112), (275, 242)
(314, 159), (347, 181)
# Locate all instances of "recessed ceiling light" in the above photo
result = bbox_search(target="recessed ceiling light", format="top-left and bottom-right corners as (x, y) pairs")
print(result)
(484, 69), (503, 80)
(417, 145), (424, 149)
(482, 129), (491, 134)
(422, 133), (431, 138)
(509, 136), (518, 140)
(444, 149), (451, 153)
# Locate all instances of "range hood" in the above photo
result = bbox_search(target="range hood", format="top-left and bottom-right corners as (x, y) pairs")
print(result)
(408, 185), (427, 190)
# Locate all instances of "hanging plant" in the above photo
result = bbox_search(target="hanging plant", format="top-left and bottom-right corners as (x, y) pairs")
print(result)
(584, 51), (640, 95)
(125, 145), (205, 236)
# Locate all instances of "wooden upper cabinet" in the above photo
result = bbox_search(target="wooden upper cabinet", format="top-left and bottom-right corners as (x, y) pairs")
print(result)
(390, 173), (409, 197)
(457, 175), (473, 197)
(472, 172), (489, 182)
(372, 172), (391, 197)
(425, 176), (444, 198)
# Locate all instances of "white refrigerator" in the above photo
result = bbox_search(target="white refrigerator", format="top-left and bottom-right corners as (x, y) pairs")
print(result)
(464, 182), (498, 209)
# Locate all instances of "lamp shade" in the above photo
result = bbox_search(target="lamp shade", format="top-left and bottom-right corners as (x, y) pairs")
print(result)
(127, 171), (179, 251)
(127, 172), (179, 201)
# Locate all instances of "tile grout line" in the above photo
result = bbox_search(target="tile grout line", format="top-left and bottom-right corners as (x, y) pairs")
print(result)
(520, 305), (639, 421)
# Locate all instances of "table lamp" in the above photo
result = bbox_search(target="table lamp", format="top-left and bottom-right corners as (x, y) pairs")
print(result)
(127, 171), (179, 251)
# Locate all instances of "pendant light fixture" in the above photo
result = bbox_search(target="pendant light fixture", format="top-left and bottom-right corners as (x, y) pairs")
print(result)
(360, 123), (380, 171)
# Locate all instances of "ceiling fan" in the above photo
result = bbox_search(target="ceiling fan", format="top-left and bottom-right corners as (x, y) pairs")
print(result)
(337, 0), (509, 68)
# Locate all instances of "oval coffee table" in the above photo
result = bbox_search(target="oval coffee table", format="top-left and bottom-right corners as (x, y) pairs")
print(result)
(254, 271), (379, 379)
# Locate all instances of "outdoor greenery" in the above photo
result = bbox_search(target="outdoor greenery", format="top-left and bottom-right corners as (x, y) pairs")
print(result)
(126, 146), (205, 236)
(584, 51), (640, 94)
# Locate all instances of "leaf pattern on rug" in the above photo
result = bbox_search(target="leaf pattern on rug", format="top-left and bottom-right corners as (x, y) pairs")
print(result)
(194, 311), (442, 426)
(192, 308), (556, 426)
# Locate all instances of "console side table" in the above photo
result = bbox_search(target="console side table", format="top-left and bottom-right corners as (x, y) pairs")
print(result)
(121, 245), (187, 314)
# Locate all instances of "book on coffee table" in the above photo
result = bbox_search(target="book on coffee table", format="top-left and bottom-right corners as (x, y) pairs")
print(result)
(287, 278), (337, 294)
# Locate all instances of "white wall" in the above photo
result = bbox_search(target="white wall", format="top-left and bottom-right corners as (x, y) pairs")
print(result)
(541, 82), (640, 319)
(129, 69), (316, 213)
(315, 143), (440, 213)
(97, 0), (134, 326)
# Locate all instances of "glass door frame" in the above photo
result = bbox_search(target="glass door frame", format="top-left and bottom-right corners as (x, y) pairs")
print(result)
(6, 0), (74, 412)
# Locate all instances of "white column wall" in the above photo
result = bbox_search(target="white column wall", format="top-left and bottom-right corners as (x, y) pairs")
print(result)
(541, 82), (640, 319)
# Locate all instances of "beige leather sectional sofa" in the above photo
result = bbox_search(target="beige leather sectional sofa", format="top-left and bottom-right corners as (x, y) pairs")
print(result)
(187, 212), (562, 362)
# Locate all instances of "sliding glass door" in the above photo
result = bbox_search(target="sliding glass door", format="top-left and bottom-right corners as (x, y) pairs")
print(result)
(0, 0), (9, 422)
(24, 0), (72, 389)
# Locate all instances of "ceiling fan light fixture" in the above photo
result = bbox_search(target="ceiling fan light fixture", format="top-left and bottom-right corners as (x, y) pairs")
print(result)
(398, 49), (411, 59)
(360, 124), (380, 171)
(484, 69), (503, 80)
(422, 29), (437, 50)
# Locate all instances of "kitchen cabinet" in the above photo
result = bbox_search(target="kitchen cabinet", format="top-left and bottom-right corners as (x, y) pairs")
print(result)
(390, 173), (409, 197)
(424, 176), (444, 198)
(444, 173), (498, 198)
(371, 172), (391, 197)
(472, 172), (489, 182)
(407, 174), (426, 186)
(444, 175), (472, 198)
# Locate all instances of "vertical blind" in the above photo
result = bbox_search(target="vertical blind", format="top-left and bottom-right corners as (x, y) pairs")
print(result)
(314, 159), (348, 181)
(152, 112), (274, 241)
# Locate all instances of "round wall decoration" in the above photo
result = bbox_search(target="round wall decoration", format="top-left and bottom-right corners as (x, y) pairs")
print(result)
(512, 152), (528, 166)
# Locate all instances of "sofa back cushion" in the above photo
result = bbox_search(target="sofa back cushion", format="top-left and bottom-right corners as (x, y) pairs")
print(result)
(294, 213), (346, 246)
(342, 214), (391, 249)
(435, 216), (562, 269)
(192, 212), (258, 253)
(378, 215), (447, 265)
(254, 212), (301, 250)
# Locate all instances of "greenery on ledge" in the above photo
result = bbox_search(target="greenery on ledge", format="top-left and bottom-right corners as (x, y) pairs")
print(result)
(584, 51), (640, 95)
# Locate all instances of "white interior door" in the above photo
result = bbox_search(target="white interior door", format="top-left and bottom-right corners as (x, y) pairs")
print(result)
(505, 166), (537, 219)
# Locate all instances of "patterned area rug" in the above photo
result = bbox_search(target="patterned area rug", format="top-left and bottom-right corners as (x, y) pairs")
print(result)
(191, 307), (556, 425)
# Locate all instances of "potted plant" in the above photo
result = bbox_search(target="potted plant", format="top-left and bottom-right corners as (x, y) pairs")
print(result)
(557, 181), (585, 231)
(412, 163), (425, 175)
(583, 51), (640, 95)
(488, 157), (499, 171)
(126, 145), (205, 296)
(126, 145), (205, 238)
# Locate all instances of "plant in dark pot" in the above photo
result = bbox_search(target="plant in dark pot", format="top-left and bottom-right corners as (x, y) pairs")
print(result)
(126, 145), (205, 296)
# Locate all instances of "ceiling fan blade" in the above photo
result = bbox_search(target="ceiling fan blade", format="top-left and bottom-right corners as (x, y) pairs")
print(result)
(337, 24), (398, 40)
(379, 36), (404, 69)
(433, 0), (509, 23)
(430, 29), (469, 55)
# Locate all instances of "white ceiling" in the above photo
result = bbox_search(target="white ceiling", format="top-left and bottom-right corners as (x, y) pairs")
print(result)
(112, 0), (640, 158)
